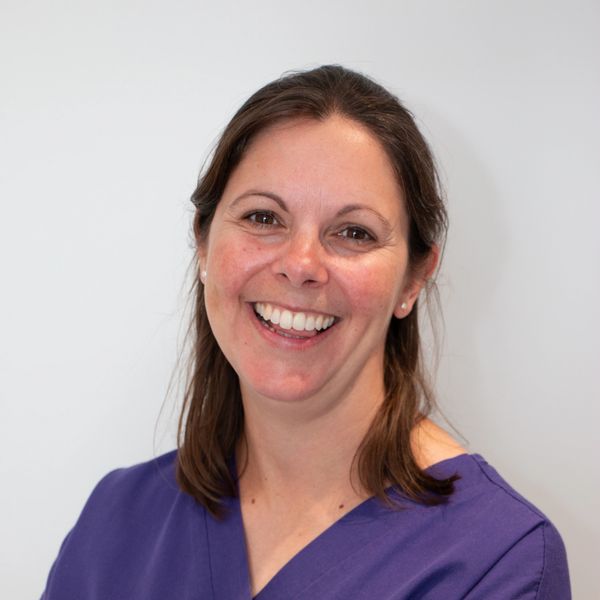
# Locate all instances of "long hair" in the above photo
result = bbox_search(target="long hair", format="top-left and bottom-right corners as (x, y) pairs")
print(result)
(177, 65), (457, 517)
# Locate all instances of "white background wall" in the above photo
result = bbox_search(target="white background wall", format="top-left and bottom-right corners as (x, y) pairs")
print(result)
(1, 1), (598, 598)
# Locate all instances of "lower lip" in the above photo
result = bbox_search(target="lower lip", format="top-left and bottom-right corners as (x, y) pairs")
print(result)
(247, 303), (336, 349)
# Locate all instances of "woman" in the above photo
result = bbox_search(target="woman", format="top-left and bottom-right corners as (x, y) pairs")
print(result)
(42, 65), (570, 599)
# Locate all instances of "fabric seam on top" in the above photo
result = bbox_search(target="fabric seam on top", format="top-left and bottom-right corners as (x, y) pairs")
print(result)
(471, 455), (548, 523)
(202, 505), (217, 600)
(534, 521), (548, 600)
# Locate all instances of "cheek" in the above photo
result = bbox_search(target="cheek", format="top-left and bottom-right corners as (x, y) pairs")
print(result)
(340, 258), (405, 317)
(207, 234), (270, 297)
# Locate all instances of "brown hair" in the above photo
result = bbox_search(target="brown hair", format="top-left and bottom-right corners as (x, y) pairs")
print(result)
(177, 65), (458, 517)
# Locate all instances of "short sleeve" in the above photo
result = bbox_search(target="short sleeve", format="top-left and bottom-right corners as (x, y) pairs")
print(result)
(40, 469), (122, 599)
(40, 529), (72, 599)
(39, 452), (209, 600)
(465, 521), (571, 599)
(536, 521), (571, 599)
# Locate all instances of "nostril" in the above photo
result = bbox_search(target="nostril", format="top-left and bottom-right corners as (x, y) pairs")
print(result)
(273, 257), (328, 288)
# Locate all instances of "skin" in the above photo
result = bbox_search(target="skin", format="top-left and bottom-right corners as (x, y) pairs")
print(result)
(198, 115), (464, 595)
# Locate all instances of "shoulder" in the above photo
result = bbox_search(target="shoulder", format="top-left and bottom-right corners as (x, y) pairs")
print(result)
(68, 450), (197, 549)
(297, 453), (570, 598)
(410, 418), (468, 469)
(83, 450), (181, 511)
(42, 450), (213, 599)
(427, 451), (560, 536)
(65, 450), (184, 536)
(424, 453), (571, 598)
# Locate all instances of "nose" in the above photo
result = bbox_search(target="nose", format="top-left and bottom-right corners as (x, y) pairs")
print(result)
(272, 230), (329, 288)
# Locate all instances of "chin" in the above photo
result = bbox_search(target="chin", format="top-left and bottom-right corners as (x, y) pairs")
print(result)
(240, 374), (329, 406)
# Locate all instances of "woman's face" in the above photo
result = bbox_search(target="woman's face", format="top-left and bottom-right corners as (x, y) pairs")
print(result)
(200, 115), (427, 406)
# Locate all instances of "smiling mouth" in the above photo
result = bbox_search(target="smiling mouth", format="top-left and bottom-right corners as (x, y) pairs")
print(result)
(253, 302), (337, 339)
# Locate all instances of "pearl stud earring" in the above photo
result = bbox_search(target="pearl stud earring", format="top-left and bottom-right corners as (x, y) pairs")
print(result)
(401, 302), (408, 310)
(200, 270), (207, 284)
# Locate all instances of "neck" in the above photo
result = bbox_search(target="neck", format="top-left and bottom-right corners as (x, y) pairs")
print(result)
(237, 378), (384, 506)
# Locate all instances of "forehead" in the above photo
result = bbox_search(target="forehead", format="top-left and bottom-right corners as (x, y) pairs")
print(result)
(222, 115), (406, 220)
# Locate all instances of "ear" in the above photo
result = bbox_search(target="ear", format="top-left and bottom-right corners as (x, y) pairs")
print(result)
(196, 245), (208, 284)
(194, 212), (210, 284)
(393, 245), (440, 319)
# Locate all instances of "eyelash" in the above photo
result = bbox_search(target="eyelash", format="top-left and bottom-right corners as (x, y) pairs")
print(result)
(243, 212), (377, 245)
(245, 211), (279, 228)
(337, 226), (375, 243)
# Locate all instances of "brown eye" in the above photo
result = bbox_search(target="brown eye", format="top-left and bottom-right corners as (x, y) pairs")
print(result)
(338, 226), (374, 242)
(247, 212), (278, 226)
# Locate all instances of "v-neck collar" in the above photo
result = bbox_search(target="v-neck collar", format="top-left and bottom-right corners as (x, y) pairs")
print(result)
(205, 453), (476, 600)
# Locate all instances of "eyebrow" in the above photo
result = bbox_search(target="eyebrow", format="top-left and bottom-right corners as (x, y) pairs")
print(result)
(336, 204), (393, 233)
(230, 190), (393, 232)
(230, 190), (287, 211)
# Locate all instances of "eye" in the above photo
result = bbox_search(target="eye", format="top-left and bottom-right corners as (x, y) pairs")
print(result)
(337, 226), (375, 243)
(245, 211), (279, 227)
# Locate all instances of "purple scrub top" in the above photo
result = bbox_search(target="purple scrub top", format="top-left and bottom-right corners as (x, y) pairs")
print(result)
(41, 451), (570, 599)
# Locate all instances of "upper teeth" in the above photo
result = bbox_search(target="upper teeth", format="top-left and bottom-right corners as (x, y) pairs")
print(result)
(254, 303), (336, 332)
